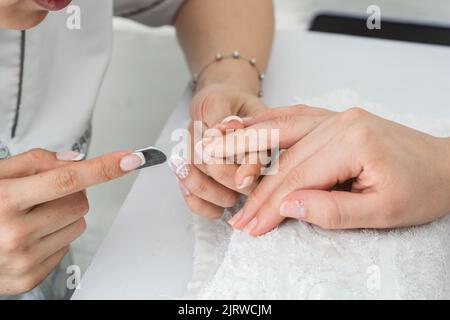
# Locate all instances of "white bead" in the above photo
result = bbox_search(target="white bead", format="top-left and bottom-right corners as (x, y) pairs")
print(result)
(215, 53), (223, 61)
(232, 51), (240, 58)
(250, 58), (257, 65)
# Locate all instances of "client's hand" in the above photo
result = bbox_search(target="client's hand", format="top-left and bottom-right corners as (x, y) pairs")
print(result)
(204, 105), (450, 234)
(170, 82), (267, 219)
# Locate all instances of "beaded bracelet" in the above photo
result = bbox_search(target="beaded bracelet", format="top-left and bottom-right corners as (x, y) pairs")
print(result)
(190, 51), (265, 98)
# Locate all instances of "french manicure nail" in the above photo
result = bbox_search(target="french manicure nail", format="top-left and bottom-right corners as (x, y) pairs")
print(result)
(228, 209), (243, 226)
(221, 115), (243, 124)
(280, 200), (306, 219)
(56, 151), (85, 161)
(237, 176), (254, 190)
(120, 152), (146, 172)
(243, 217), (258, 234)
(169, 155), (190, 179)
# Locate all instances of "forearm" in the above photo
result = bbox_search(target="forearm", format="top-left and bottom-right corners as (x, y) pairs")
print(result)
(174, 0), (274, 93)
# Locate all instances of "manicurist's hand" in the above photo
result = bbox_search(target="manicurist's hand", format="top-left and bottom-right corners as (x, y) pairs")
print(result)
(170, 81), (267, 219)
(206, 105), (450, 235)
(0, 148), (143, 295)
(172, 0), (274, 218)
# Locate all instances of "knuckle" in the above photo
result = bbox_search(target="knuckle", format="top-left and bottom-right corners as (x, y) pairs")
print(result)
(341, 107), (368, 122)
(211, 165), (230, 182)
(75, 193), (90, 215)
(14, 253), (36, 274)
(75, 218), (87, 235)
(191, 180), (209, 197)
(279, 148), (296, 169)
(319, 212), (341, 230)
(223, 192), (240, 208)
(0, 186), (20, 212)
(27, 148), (50, 162)
(285, 169), (304, 190)
(272, 115), (294, 130)
(97, 158), (119, 182)
(346, 123), (375, 145)
(185, 196), (204, 215)
(0, 225), (28, 253)
(54, 168), (80, 194)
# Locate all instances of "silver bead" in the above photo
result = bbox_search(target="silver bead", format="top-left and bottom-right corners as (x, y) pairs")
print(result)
(232, 51), (240, 59)
(259, 73), (265, 80)
(258, 90), (264, 98)
(249, 58), (257, 66)
(215, 53), (223, 61)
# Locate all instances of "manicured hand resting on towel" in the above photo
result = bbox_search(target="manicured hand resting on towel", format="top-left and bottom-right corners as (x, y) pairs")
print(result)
(204, 105), (450, 235)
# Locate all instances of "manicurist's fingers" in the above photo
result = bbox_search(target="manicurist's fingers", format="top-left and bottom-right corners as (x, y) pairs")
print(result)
(6, 150), (133, 211)
(31, 218), (86, 264)
(21, 191), (89, 242)
(0, 148), (83, 179)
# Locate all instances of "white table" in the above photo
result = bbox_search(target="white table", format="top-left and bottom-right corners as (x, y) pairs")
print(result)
(72, 30), (450, 299)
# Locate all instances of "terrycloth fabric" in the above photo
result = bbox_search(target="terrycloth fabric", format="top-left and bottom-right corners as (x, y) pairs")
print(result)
(186, 89), (450, 300)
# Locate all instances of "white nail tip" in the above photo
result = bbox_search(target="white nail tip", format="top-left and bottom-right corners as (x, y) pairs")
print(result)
(72, 153), (85, 161)
(132, 152), (146, 167)
(221, 115), (243, 124)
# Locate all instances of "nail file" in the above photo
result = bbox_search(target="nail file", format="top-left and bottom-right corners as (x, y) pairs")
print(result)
(135, 147), (167, 169)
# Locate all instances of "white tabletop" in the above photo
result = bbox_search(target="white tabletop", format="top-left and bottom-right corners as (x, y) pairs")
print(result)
(72, 30), (450, 299)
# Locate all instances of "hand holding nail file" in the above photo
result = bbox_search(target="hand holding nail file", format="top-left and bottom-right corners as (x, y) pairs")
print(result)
(0, 147), (166, 295)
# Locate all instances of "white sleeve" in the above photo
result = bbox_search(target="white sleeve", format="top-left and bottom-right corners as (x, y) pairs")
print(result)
(114, 0), (185, 26)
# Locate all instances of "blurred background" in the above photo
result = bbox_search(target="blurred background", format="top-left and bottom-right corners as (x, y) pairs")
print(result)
(73, 0), (450, 272)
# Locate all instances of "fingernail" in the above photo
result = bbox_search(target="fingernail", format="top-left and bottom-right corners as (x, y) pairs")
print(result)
(241, 117), (253, 122)
(195, 140), (211, 162)
(56, 151), (85, 161)
(169, 155), (190, 179)
(221, 115), (243, 124)
(237, 176), (254, 190)
(120, 152), (146, 172)
(243, 217), (258, 234)
(228, 209), (244, 226)
(280, 200), (306, 219)
(179, 184), (190, 196)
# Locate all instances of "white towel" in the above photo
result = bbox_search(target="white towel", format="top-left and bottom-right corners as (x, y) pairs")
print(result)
(186, 89), (450, 299)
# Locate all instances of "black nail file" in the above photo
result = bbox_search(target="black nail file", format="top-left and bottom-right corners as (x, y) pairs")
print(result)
(136, 147), (167, 170)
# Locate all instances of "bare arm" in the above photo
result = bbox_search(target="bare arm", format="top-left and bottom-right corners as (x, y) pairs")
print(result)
(174, 0), (274, 95)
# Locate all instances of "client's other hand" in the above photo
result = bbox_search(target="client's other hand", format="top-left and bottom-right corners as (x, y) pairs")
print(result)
(204, 105), (450, 235)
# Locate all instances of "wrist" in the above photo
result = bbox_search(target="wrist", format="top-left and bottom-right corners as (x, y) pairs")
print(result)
(195, 58), (262, 96)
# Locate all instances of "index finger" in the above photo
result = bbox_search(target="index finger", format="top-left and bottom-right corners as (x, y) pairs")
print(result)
(9, 150), (132, 210)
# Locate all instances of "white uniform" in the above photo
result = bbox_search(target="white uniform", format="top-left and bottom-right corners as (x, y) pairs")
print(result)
(0, 0), (184, 299)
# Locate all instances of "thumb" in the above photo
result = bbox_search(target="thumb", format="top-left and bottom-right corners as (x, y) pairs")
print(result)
(190, 92), (233, 128)
(280, 190), (380, 229)
(0, 149), (84, 179)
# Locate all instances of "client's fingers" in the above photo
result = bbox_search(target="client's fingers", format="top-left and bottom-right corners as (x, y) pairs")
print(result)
(169, 155), (239, 208)
(243, 104), (334, 126)
(179, 183), (224, 219)
(234, 152), (264, 191)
